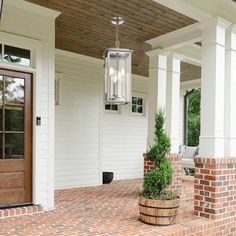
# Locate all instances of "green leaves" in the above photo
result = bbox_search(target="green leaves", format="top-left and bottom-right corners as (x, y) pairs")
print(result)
(154, 109), (165, 141)
(142, 159), (173, 199)
(147, 110), (170, 166)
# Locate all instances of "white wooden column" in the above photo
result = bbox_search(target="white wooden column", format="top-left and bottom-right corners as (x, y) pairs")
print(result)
(166, 55), (181, 153)
(224, 25), (236, 157)
(199, 18), (230, 157)
(146, 50), (168, 147)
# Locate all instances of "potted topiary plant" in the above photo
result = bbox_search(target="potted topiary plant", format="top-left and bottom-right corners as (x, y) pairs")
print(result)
(139, 109), (180, 226)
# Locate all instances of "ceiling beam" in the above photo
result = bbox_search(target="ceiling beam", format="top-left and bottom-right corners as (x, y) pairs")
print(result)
(7, 0), (61, 19)
(152, 0), (211, 22)
(174, 44), (201, 66)
(146, 22), (201, 50)
(153, 0), (236, 25)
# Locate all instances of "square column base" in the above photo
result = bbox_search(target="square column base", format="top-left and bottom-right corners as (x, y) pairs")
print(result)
(143, 153), (182, 196)
(194, 157), (236, 220)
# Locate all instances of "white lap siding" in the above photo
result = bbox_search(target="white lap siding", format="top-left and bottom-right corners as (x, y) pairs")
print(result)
(102, 75), (148, 180)
(55, 51), (148, 188)
(55, 52), (101, 189)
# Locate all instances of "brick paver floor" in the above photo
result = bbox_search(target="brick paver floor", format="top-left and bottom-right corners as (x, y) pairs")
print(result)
(0, 178), (206, 236)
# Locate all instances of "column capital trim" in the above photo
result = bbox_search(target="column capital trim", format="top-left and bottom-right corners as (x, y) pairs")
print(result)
(145, 48), (170, 57)
(227, 24), (236, 34)
(225, 25), (236, 51)
(200, 17), (231, 31)
(167, 53), (183, 61)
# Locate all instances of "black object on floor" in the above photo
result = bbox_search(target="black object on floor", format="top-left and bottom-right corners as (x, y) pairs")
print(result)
(103, 172), (114, 184)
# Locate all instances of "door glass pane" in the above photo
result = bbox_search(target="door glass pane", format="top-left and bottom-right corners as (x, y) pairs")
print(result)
(5, 106), (24, 131)
(0, 76), (3, 105)
(132, 104), (137, 113)
(4, 45), (31, 66)
(5, 77), (24, 104)
(5, 133), (24, 159)
(132, 97), (137, 104)
(137, 97), (143, 105)
(0, 134), (2, 159)
(0, 106), (2, 131)
(0, 106), (3, 131)
(137, 105), (143, 113)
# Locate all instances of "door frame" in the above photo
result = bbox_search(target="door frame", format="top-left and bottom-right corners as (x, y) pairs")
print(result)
(0, 69), (33, 206)
(0, 31), (43, 207)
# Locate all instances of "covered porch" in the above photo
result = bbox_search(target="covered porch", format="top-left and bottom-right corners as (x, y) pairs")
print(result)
(0, 0), (236, 235)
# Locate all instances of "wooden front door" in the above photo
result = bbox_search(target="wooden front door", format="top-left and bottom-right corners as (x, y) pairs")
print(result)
(0, 69), (32, 207)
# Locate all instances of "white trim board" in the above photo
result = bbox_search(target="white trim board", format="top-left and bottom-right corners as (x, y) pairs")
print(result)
(5, 0), (60, 19)
(56, 49), (103, 65)
(0, 31), (43, 207)
(180, 79), (201, 90)
(152, 0), (236, 25)
(152, 0), (211, 22)
(146, 23), (201, 50)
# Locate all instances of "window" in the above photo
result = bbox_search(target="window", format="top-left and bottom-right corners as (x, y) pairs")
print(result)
(132, 96), (144, 115)
(104, 104), (119, 113)
(0, 44), (31, 66)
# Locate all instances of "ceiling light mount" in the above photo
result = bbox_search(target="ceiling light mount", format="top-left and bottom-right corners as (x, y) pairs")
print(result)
(111, 16), (124, 48)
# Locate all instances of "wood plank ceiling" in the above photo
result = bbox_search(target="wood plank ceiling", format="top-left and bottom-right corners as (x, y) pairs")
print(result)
(26, 0), (197, 78)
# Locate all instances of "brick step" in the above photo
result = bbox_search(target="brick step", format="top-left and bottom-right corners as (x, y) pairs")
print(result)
(0, 205), (43, 219)
(166, 216), (236, 236)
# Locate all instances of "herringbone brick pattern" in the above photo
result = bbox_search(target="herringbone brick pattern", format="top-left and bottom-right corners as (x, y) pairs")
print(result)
(0, 178), (235, 235)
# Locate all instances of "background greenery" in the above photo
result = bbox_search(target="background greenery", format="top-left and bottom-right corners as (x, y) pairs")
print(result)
(187, 89), (200, 146)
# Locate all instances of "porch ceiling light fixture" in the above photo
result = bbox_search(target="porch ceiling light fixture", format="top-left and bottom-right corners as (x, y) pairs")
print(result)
(104, 16), (133, 104)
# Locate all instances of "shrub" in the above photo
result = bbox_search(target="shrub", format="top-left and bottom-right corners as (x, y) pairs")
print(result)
(140, 109), (176, 200)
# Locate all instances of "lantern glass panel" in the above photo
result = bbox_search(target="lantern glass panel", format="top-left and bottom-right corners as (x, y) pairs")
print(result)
(105, 49), (132, 104)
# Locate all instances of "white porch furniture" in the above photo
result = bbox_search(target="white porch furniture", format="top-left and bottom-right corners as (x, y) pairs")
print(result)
(179, 145), (198, 169)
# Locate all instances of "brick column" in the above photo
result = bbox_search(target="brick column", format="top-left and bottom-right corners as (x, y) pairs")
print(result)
(195, 18), (232, 219)
(194, 157), (236, 220)
(143, 153), (182, 196)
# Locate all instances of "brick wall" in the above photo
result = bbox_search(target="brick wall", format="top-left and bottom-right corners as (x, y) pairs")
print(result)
(194, 157), (236, 220)
(143, 153), (182, 196)
(143, 154), (155, 176)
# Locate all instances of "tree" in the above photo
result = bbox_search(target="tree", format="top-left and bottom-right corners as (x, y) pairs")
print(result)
(187, 89), (200, 146)
(141, 110), (176, 200)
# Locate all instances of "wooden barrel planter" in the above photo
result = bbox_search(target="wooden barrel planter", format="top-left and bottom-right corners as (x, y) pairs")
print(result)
(138, 196), (180, 226)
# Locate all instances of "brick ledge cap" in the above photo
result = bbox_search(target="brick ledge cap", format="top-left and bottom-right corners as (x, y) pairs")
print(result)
(194, 157), (236, 164)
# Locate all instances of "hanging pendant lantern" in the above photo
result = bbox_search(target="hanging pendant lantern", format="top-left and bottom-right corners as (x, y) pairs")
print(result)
(104, 17), (133, 104)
